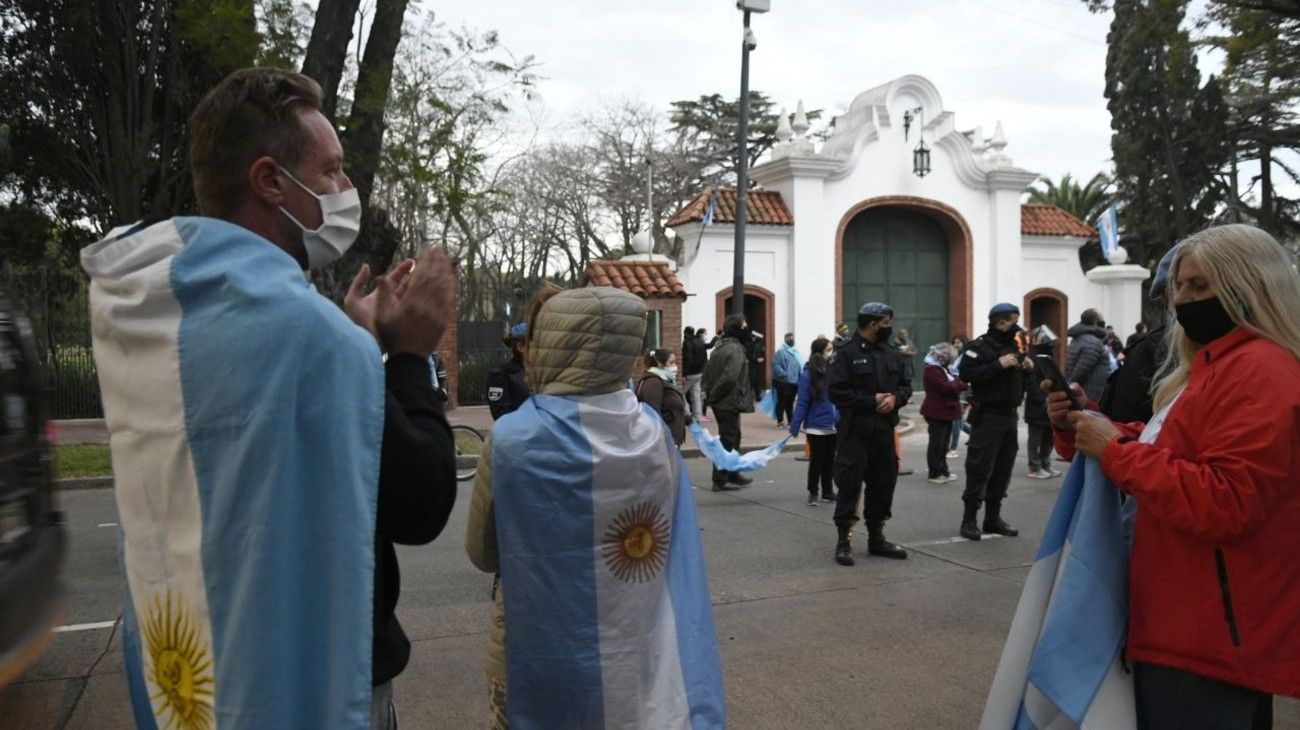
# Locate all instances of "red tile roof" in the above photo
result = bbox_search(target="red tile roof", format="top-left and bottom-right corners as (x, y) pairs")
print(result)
(666, 186), (794, 227)
(1021, 203), (1096, 238)
(585, 259), (687, 299)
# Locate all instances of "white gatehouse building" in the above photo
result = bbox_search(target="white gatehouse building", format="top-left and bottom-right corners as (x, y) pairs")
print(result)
(664, 75), (1148, 386)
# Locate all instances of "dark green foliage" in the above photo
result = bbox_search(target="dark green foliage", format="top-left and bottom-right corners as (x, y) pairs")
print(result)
(1105, 0), (1231, 273)
(669, 92), (820, 188)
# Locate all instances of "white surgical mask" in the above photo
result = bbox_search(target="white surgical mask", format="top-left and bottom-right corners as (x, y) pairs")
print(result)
(277, 167), (361, 269)
(662, 366), (678, 381)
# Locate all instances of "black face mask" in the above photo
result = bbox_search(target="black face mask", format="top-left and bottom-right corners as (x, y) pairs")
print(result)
(1175, 296), (1236, 345)
(875, 326), (893, 343)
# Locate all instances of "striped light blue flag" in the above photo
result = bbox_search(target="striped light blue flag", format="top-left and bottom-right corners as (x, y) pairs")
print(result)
(688, 420), (789, 472)
(701, 187), (718, 227)
(491, 391), (726, 728)
(1098, 204), (1121, 262)
(82, 218), (384, 728)
(981, 456), (1135, 730)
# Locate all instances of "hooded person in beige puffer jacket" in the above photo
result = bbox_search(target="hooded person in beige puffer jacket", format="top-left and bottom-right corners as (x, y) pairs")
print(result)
(465, 285), (725, 729)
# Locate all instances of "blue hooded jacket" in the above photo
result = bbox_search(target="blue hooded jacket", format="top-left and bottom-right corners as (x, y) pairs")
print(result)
(790, 362), (839, 436)
(772, 343), (803, 384)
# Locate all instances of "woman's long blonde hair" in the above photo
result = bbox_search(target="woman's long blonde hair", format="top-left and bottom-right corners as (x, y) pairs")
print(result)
(1152, 224), (1300, 411)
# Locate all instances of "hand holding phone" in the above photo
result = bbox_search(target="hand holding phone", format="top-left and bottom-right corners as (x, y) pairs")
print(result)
(1033, 355), (1072, 396)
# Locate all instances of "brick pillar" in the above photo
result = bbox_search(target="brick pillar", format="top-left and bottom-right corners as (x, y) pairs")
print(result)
(436, 297), (460, 409)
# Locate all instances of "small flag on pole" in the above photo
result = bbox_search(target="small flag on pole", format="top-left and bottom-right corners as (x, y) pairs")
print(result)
(1098, 205), (1120, 262)
(701, 187), (718, 227)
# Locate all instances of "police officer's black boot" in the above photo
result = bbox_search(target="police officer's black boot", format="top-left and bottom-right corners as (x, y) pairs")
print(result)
(866, 521), (907, 559)
(960, 500), (982, 541)
(983, 501), (1019, 537)
(834, 526), (855, 566)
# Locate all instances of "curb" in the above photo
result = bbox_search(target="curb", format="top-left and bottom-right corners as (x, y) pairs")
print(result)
(55, 476), (113, 491)
(52, 422), (918, 479)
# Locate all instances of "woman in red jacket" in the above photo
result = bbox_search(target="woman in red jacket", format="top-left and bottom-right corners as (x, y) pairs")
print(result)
(920, 342), (967, 484)
(1047, 224), (1300, 729)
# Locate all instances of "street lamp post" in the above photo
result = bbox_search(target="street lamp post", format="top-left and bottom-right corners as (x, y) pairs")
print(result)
(732, 0), (768, 317)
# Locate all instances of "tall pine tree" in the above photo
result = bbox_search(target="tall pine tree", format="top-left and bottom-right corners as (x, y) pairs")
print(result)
(1105, 0), (1230, 270)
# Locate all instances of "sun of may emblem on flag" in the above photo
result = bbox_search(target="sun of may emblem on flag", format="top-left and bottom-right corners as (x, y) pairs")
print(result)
(143, 590), (215, 730)
(601, 502), (671, 583)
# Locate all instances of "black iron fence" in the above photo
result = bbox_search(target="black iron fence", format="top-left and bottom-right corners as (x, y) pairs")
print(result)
(1, 269), (102, 419)
(458, 347), (506, 407)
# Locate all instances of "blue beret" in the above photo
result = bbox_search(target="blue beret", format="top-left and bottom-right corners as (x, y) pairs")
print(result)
(988, 302), (1020, 318)
(509, 322), (529, 339)
(1149, 242), (1183, 302)
(858, 302), (893, 318)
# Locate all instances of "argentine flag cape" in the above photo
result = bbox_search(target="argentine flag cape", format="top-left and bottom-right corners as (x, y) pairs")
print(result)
(82, 218), (383, 728)
(980, 456), (1135, 729)
(492, 390), (726, 728)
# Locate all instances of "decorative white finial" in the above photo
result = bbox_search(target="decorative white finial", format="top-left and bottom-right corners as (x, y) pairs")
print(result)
(792, 100), (810, 138)
(631, 230), (653, 255)
(1107, 245), (1129, 265)
(990, 121), (1008, 152)
(776, 107), (793, 144)
(971, 125), (987, 154)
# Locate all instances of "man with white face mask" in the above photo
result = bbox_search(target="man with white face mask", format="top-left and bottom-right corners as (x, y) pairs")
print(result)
(81, 68), (457, 728)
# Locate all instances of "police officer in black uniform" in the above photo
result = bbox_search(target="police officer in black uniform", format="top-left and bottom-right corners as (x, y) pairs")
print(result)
(486, 322), (532, 421)
(828, 302), (912, 565)
(957, 303), (1034, 541)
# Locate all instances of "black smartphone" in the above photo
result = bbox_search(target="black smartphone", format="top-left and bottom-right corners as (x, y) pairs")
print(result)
(1033, 354), (1074, 398)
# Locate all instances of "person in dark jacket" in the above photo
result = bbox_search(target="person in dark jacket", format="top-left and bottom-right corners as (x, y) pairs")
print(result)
(1065, 309), (1109, 402)
(957, 303), (1034, 541)
(746, 329), (766, 396)
(920, 342), (966, 484)
(1023, 326), (1059, 479)
(486, 323), (531, 421)
(1125, 321), (1148, 350)
(637, 349), (688, 446)
(1100, 244), (1182, 424)
(681, 327), (706, 419)
(790, 337), (839, 506)
(828, 302), (912, 564)
(701, 315), (755, 491)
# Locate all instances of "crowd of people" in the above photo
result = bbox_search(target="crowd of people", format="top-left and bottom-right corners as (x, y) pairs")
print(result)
(82, 66), (1299, 728)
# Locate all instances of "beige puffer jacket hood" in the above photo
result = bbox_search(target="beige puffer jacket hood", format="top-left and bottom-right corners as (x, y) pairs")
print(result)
(526, 287), (647, 396)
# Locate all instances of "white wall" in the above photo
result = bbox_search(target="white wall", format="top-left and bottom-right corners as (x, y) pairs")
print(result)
(678, 225), (794, 339)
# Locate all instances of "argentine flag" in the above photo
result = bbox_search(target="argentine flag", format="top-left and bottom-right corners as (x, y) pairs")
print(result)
(981, 456), (1136, 730)
(82, 218), (383, 728)
(1098, 204), (1121, 262)
(492, 391), (726, 728)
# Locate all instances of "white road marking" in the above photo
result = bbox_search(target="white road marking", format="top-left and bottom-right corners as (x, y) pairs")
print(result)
(906, 534), (1003, 547)
(54, 620), (118, 633)
(97, 522), (118, 528)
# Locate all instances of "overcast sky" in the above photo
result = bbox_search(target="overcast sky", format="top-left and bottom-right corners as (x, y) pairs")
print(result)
(427, 0), (1119, 185)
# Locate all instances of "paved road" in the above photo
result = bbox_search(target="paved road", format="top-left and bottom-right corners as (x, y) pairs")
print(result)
(6, 427), (1298, 728)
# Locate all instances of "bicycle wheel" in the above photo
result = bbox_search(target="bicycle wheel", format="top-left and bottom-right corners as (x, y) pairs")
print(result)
(451, 424), (484, 482)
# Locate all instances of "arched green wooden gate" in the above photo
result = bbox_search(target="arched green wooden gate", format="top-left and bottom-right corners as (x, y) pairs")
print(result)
(841, 207), (949, 383)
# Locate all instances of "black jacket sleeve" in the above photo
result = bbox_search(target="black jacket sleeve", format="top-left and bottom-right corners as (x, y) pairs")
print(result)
(378, 353), (458, 546)
(895, 352), (914, 406)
